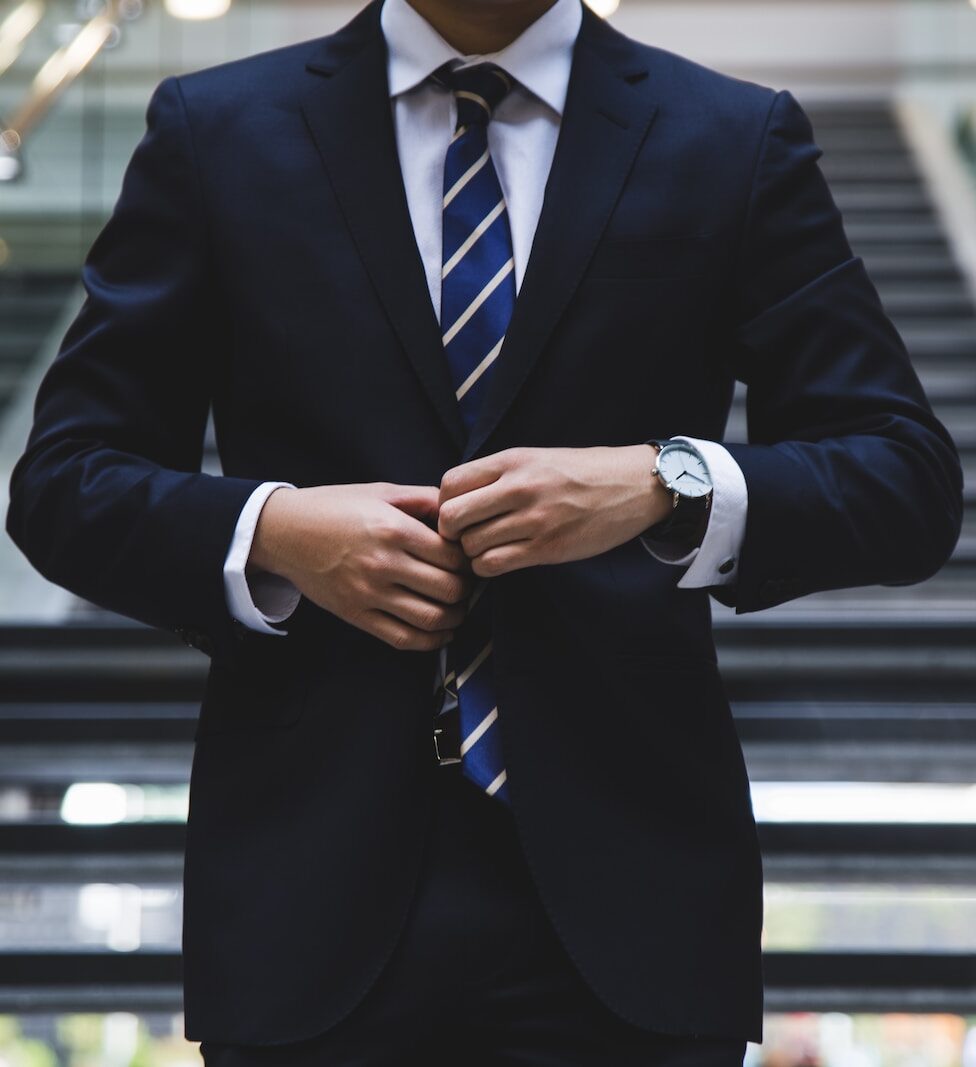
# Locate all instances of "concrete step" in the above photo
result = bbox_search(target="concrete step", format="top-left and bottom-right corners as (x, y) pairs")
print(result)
(821, 157), (923, 183)
(803, 107), (897, 130)
(860, 249), (964, 281)
(912, 360), (976, 401)
(846, 218), (947, 245)
(833, 188), (933, 214)
(813, 130), (907, 154)
(713, 618), (976, 704)
(876, 282), (975, 318)
(898, 322), (976, 361)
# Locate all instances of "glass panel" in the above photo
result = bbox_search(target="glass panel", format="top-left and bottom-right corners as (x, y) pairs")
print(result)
(763, 883), (976, 952)
(0, 882), (181, 951)
(0, 1013), (198, 1066)
(8, 780), (976, 827)
(0, 1013), (973, 1065)
(5, 878), (973, 955)
(746, 1014), (976, 1067)
(0, 782), (189, 824)
(752, 782), (976, 824)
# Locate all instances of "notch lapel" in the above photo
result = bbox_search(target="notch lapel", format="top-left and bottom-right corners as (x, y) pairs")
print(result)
(463, 11), (660, 461)
(300, 2), (467, 452)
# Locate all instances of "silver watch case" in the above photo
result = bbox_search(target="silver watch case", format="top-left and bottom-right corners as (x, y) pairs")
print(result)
(650, 441), (714, 507)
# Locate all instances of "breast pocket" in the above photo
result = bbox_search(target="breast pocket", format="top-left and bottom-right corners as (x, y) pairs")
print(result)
(586, 232), (721, 280)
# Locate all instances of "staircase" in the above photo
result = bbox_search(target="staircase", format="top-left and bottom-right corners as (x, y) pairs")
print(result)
(0, 100), (974, 1033)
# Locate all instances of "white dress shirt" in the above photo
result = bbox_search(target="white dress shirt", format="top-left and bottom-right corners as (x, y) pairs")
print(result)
(223, 0), (748, 641)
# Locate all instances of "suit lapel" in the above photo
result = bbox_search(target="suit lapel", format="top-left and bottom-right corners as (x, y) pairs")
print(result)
(299, 3), (660, 461)
(300, 1), (467, 452)
(463, 10), (660, 461)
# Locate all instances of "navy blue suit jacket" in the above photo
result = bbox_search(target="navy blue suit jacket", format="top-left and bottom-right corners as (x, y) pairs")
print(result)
(7, 0), (963, 1047)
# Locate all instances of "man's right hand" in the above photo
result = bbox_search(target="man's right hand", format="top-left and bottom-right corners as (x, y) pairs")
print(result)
(248, 483), (472, 651)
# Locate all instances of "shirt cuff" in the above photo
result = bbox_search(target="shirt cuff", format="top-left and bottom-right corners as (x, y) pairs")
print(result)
(640, 436), (747, 588)
(223, 482), (301, 635)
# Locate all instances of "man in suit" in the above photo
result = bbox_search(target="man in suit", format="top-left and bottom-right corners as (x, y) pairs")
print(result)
(6, 0), (963, 1062)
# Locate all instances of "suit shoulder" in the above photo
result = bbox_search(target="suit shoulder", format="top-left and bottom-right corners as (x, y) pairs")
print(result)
(166, 36), (325, 114)
(593, 19), (781, 124)
(168, 2), (375, 115)
(661, 50), (776, 114)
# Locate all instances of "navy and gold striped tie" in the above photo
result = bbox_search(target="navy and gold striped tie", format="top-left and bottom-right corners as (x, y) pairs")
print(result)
(434, 61), (515, 805)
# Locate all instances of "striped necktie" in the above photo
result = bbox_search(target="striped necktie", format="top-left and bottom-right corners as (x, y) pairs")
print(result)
(434, 61), (515, 806)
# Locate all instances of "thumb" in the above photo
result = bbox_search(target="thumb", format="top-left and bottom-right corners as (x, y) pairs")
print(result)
(380, 483), (441, 525)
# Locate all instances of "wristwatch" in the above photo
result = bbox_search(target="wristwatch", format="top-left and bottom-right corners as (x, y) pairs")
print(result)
(643, 439), (713, 545)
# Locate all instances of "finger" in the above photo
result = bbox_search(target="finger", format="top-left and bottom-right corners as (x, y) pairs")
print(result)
(439, 449), (520, 506)
(378, 589), (466, 633)
(459, 513), (537, 558)
(380, 484), (441, 526)
(364, 611), (454, 653)
(393, 557), (474, 605)
(470, 541), (535, 578)
(398, 516), (470, 572)
(438, 480), (515, 539)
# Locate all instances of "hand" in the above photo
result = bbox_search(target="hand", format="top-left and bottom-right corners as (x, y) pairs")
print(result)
(438, 445), (671, 577)
(250, 483), (474, 651)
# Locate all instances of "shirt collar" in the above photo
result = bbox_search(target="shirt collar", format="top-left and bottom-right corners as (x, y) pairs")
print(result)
(380, 0), (583, 117)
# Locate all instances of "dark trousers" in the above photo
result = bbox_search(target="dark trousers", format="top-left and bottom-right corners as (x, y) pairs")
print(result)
(200, 763), (747, 1066)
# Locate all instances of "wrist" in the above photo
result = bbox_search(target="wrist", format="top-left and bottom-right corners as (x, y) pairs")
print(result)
(249, 486), (298, 578)
(621, 443), (672, 529)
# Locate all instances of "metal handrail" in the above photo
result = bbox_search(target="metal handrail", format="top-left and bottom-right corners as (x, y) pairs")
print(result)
(0, 0), (45, 82)
(1, 0), (131, 172)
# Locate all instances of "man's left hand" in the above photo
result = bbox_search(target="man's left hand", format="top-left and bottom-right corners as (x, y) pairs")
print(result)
(438, 445), (672, 577)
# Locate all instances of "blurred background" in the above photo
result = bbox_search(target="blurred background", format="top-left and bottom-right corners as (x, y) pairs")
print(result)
(0, 0), (975, 1064)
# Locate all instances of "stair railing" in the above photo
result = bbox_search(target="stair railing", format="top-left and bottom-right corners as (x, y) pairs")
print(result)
(1, 0), (139, 183)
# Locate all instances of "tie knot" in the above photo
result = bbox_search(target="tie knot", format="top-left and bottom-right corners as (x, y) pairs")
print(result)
(432, 62), (514, 130)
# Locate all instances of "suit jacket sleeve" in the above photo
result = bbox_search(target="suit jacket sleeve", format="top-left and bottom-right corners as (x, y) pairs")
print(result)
(5, 76), (263, 654)
(712, 89), (964, 614)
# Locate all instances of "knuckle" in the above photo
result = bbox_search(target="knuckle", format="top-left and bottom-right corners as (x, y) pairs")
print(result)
(388, 627), (414, 651)
(526, 506), (548, 531)
(361, 551), (385, 580)
(442, 575), (467, 604)
(440, 469), (463, 496)
(507, 475), (533, 504)
(438, 503), (459, 536)
(474, 555), (499, 578)
(417, 604), (446, 632)
(372, 512), (404, 546)
(349, 571), (373, 599)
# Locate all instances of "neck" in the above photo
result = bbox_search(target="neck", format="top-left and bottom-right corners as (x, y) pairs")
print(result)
(406, 0), (559, 55)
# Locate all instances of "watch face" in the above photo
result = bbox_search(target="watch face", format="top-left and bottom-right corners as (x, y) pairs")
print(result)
(657, 444), (712, 499)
